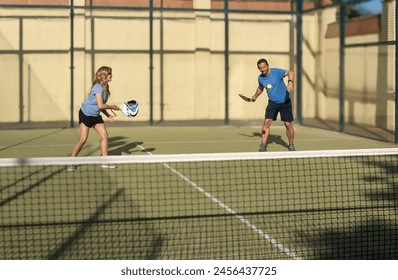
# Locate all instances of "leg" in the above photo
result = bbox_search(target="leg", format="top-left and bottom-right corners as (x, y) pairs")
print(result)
(261, 118), (273, 145)
(93, 123), (116, 169)
(71, 123), (90, 157)
(284, 121), (294, 145)
(93, 123), (109, 156)
(284, 121), (296, 151)
(259, 101), (277, 152)
(280, 101), (295, 150)
(262, 101), (278, 146)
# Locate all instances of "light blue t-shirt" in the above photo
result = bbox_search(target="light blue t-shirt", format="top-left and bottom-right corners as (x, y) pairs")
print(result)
(81, 84), (109, 117)
(258, 68), (289, 104)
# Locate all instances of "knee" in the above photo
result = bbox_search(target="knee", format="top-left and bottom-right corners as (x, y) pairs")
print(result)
(262, 120), (272, 129)
(284, 122), (293, 129)
(100, 131), (108, 140)
(78, 137), (88, 145)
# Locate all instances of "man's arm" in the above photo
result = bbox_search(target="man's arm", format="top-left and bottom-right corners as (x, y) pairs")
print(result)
(251, 85), (264, 102)
(285, 70), (295, 93)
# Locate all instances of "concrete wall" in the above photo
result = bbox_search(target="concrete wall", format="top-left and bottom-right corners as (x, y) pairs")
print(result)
(0, 0), (294, 124)
(301, 1), (395, 131)
(0, 0), (395, 132)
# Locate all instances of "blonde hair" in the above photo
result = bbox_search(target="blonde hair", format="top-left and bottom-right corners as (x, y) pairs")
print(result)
(92, 66), (112, 95)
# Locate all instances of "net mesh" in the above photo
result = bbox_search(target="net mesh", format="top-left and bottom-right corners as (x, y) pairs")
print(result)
(1, 149), (398, 260)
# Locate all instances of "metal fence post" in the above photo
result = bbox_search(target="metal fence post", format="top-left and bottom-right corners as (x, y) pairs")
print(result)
(70, 0), (75, 128)
(224, 0), (229, 125)
(149, 0), (154, 126)
(339, 0), (345, 132)
(395, 0), (398, 143)
(18, 18), (23, 123)
(296, 0), (303, 124)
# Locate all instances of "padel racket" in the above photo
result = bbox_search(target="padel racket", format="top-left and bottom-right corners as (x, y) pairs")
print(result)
(120, 100), (139, 118)
(238, 93), (252, 102)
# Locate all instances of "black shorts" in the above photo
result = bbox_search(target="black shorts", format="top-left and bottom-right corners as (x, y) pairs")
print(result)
(79, 109), (104, 128)
(265, 99), (294, 122)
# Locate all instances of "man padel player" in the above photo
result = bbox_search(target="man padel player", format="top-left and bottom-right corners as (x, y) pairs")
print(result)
(250, 58), (296, 152)
(68, 66), (120, 171)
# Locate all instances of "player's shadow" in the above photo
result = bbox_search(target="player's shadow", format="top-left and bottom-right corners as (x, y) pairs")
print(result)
(107, 136), (129, 149)
(240, 132), (289, 149)
(108, 139), (156, 155)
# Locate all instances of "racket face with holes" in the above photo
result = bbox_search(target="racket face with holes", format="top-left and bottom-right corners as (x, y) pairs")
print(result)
(121, 100), (139, 117)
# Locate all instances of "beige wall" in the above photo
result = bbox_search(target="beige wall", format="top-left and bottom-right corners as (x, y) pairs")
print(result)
(301, 2), (395, 131)
(0, 2), (294, 124)
(0, 0), (395, 132)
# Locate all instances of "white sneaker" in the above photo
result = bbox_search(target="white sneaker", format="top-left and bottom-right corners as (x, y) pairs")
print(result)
(101, 163), (117, 169)
(66, 165), (76, 172)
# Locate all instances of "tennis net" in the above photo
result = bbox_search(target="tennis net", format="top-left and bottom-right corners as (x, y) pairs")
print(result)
(1, 148), (398, 260)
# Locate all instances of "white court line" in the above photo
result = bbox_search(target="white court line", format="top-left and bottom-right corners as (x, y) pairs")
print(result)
(137, 144), (301, 260)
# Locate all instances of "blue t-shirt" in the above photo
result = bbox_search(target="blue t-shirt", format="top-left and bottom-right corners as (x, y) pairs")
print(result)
(81, 84), (109, 117)
(258, 68), (289, 104)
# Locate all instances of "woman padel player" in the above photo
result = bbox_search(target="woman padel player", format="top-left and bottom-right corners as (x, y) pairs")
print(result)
(68, 66), (119, 171)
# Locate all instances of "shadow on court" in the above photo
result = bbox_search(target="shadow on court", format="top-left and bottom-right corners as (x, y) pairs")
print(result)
(108, 138), (156, 155)
(239, 132), (289, 149)
(47, 187), (166, 260)
(297, 156), (398, 259)
(300, 220), (398, 259)
(1, 163), (166, 259)
(0, 129), (66, 152)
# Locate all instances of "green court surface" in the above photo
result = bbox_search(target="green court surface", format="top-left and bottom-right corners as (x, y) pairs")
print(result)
(1, 124), (397, 260)
(0, 123), (396, 158)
